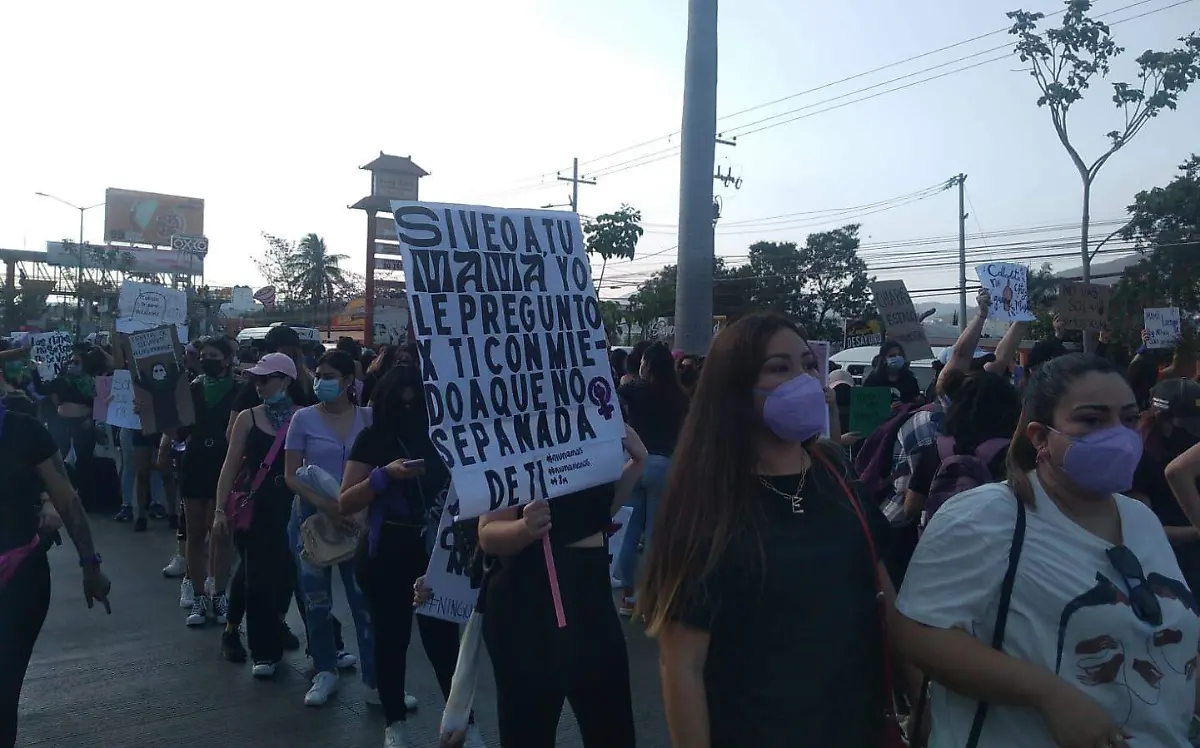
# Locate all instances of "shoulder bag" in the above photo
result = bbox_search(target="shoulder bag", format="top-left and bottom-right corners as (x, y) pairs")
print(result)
(225, 416), (290, 533)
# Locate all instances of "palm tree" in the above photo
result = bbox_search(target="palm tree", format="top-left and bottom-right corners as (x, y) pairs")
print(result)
(288, 234), (349, 336)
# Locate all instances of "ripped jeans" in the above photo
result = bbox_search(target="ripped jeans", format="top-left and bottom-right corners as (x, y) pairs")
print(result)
(291, 503), (375, 685)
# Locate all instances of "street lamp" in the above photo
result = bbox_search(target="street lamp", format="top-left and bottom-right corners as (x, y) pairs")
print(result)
(35, 192), (105, 336)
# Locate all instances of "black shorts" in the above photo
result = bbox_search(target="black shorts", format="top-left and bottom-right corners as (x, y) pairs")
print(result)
(130, 430), (160, 449)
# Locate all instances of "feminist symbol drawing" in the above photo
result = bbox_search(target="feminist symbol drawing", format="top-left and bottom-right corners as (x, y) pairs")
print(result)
(588, 377), (615, 420)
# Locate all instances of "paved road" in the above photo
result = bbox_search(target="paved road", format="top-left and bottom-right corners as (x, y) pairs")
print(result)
(18, 515), (671, 747)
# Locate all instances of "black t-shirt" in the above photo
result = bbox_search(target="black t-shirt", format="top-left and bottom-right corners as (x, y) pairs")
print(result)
(674, 447), (891, 748)
(348, 423), (449, 523)
(232, 377), (317, 412)
(0, 410), (58, 552)
(1132, 451), (1200, 587)
(863, 369), (921, 405)
(617, 380), (686, 457)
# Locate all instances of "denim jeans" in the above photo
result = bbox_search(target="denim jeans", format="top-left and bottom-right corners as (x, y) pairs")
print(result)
(616, 453), (671, 589)
(290, 504), (375, 686)
(119, 427), (165, 512)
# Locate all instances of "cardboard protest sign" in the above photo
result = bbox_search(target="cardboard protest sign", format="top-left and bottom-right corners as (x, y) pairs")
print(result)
(122, 325), (194, 434)
(1144, 307), (1181, 349)
(417, 493), (480, 625)
(843, 318), (883, 350)
(115, 281), (188, 332)
(105, 370), (142, 430)
(31, 331), (73, 380)
(93, 375), (113, 422)
(390, 201), (627, 520)
(606, 504), (634, 582)
(871, 280), (933, 361)
(849, 387), (893, 436)
(975, 263), (1035, 322)
(1056, 283), (1110, 332)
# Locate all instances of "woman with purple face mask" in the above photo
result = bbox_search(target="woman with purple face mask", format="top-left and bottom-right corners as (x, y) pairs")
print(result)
(642, 313), (905, 748)
(895, 354), (1198, 748)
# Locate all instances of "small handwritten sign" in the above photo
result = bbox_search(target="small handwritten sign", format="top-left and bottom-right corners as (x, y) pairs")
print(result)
(31, 331), (74, 380)
(849, 386), (894, 436)
(105, 370), (142, 430)
(976, 263), (1035, 322)
(1144, 307), (1181, 349)
(1056, 283), (1110, 332)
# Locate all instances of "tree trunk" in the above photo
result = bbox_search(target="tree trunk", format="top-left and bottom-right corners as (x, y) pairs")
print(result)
(1080, 178), (1096, 353)
(596, 256), (609, 297)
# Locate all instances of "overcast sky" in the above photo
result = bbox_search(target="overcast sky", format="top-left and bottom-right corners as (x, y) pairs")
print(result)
(1, 0), (1196, 304)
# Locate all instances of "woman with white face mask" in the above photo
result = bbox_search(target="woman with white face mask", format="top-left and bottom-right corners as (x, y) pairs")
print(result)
(865, 341), (922, 405)
(895, 353), (1197, 748)
(643, 312), (903, 748)
(213, 352), (299, 680)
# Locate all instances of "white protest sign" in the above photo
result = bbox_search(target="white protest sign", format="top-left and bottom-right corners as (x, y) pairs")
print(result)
(606, 504), (634, 581)
(31, 331), (74, 380)
(417, 495), (480, 625)
(116, 281), (188, 333)
(390, 202), (627, 520)
(106, 370), (142, 429)
(975, 263), (1035, 322)
(128, 327), (176, 365)
(1145, 307), (1181, 349)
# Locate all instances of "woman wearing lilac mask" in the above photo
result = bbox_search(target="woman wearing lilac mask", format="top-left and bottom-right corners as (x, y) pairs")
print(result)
(643, 313), (904, 748)
(895, 354), (1197, 748)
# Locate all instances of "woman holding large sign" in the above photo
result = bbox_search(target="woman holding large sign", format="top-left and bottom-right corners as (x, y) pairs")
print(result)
(476, 423), (647, 747)
(641, 312), (901, 748)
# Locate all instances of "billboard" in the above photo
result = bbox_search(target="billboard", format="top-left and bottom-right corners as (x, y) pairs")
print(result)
(104, 188), (205, 246)
(45, 242), (205, 276)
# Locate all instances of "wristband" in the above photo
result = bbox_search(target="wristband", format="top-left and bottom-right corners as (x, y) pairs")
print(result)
(79, 553), (102, 568)
(370, 466), (390, 494)
(1136, 344), (1149, 356)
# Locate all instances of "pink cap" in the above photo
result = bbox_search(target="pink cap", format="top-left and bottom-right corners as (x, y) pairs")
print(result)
(245, 352), (297, 379)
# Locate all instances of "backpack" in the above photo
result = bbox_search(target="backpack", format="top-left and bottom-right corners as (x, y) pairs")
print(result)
(922, 435), (1008, 526)
(854, 402), (937, 503)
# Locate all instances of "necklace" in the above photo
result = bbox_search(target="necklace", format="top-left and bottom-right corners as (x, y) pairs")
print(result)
(759, 470), (809, 515)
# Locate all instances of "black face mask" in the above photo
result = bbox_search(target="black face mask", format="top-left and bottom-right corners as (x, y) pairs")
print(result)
(200, 359), (226, 378)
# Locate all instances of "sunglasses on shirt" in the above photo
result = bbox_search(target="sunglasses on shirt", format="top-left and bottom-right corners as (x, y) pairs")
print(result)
(1106, 545), (1164, 627)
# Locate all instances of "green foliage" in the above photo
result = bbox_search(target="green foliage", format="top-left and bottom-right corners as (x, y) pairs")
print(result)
(626, 257), (751, 335)
(1025, 263), (1063, 341)
(585, 204), (644, 291)
(1110, 155), (1200, 337)
(290, 233), (349, 307)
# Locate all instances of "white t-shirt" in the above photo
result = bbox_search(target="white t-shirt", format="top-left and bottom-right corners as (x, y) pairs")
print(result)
(897, 474), (1200, 748)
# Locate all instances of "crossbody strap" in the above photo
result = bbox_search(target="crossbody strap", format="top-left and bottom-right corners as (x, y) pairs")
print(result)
(809, 447), (901, 723)
(249, 416), (291, 494)
(965, 495), (1026, 747)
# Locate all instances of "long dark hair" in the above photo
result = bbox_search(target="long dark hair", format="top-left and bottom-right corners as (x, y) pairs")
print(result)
(641, 342), (690, 417)
(1007, 353), (1121, 506)
(317, 350), (356, 379)
(369, 362), (426, 432)
(941, 371), (1020, 453)
(626, 340), (652, 380)
(641, 312), (804, 635)
(873, 340), (908, 377)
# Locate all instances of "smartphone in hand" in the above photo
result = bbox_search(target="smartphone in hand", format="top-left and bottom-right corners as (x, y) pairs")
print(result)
(403, 459), (426, 470)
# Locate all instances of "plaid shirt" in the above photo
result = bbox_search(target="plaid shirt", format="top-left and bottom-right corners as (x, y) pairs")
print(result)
(889, 397), (950, 499)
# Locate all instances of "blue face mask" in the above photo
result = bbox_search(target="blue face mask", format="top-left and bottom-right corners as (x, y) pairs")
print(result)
(314, 379), (344, 404)
(264, 387), (290, 405)
(886, 355), (906, 371)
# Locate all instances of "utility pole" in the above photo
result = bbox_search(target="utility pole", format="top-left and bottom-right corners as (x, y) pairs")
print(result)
(957, 173), (968, 332)
(673, 0), (719, 355)
(556, 157), (596, 212)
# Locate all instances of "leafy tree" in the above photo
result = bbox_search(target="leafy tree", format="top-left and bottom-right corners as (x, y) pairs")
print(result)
(1008, 0), (1200, 298)
(627, 258), (752, 337)
(288, 233), (349, 331)
(1110, 155), (1200, 333)
(584, 205), (644, 290)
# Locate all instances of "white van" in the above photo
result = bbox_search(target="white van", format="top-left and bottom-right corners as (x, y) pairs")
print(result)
(829, 345), (945, 392)
(235, 323), (323, 347)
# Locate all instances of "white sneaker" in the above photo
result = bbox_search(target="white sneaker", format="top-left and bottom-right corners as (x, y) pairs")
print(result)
(383, 723), (410, 748)
(404, 692), (418, 710)
(186, 596), (210, 627)
(179, 578), (195, 608)
(336, 650), (358, 669)
(304, 671), (339, 707)
(162, 554), (186, 578)
(463, 724), (488, 748)
(213, 593), (229, 624)
(251, 661), (277, 679)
